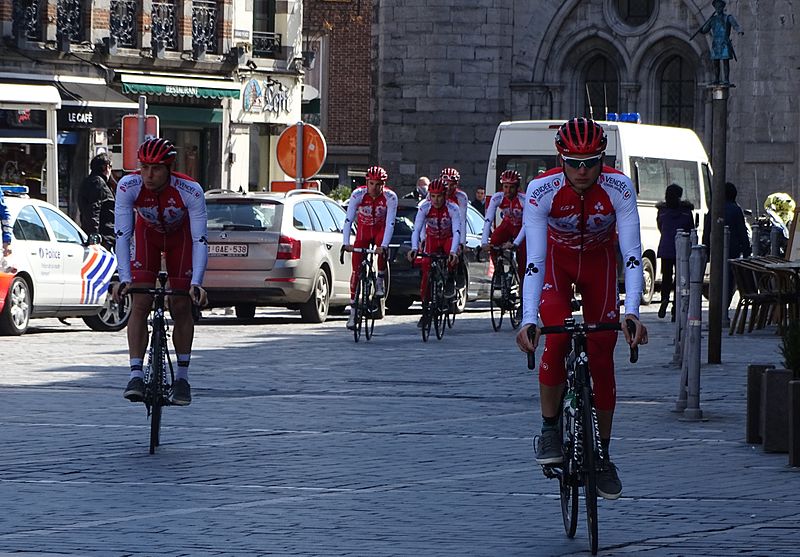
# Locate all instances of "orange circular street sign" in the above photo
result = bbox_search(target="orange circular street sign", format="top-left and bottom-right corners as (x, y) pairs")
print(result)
(276, 123), (327, 179)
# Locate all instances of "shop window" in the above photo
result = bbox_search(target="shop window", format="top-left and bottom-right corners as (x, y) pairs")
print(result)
(13, 206), (49, 242)
(659, 55), (696, 128)
(0, 143), (47, 198)
(582, 55), (619, 119)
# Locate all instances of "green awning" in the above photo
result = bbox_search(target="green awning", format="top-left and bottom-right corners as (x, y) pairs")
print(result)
(122, 82), (240, 99)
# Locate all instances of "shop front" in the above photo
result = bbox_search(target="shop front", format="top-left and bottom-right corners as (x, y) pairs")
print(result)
(0, 83), (60, 205)
(232, 74), (302, 192)
(118, 73), (241, 191)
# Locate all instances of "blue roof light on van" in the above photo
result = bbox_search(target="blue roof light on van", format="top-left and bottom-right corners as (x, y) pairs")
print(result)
(606, 112), (619, 121)
(605, 112), (641, 123)
(0, 185), (29, 196)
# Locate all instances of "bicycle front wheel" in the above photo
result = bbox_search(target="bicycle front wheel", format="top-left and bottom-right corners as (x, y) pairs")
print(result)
(364, 275), (376, 341)
(433, 278), (446, 340)
(490, 269), (504, 331)
(353, 279), (363, 342)
(148, 326), (166, 455)
(582, 386), (599, 555)
(509, 270), (522, 330)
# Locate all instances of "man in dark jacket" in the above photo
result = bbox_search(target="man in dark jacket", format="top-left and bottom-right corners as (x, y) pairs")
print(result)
(78, 153), (115, 250)
(702, 181), (752, 307)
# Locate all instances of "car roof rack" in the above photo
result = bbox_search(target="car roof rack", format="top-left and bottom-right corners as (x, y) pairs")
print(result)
(0, 184), (30, 197)
(205, 188), (248, 196)
(283, 189), (325, 198)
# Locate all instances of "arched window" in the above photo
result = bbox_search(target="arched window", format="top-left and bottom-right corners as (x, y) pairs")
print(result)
(614, 0), (655, 27)
(583, 55), (619, 119)
(659, 55), (695, 128)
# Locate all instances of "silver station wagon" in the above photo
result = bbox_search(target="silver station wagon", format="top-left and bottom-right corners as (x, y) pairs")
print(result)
(202, 189), (352, 322)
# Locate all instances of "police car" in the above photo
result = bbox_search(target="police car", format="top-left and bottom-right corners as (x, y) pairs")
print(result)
(0, 185), (129, 335)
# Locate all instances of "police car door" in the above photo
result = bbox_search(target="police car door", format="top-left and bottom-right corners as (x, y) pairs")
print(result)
(39, 206), (88, 307)
(13, 205), (63, 308)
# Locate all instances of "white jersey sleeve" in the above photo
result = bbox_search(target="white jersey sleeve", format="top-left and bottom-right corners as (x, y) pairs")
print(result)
(381, 189), (398, 247)
(411, 201), (430, 251)
(602, 174), (643, 318)
(113, 174), (141, 284)
(522, 178), (555, 326)
(181, 182), (209, 286)
(455, 190), (468, 245)
(512, 226), (526, 246)
(481, 192), (504, 245)
(447, 201), (461, 250)
(342, 188), (364, 246)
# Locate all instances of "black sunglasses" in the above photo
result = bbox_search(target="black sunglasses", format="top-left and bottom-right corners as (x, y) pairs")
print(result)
(562, 155), (603, 169)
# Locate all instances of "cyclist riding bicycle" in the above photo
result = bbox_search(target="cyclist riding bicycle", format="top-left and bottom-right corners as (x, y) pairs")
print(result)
(480, 169), (527, 278)
(114, 138), (209, 406)
(515, 118), (648, 501)
(343, 165), (398, 330)
(439, 167), (469, 254)
(407, 178), (461, 327)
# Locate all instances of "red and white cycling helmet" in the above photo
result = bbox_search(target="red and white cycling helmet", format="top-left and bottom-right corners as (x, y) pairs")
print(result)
(499, 169), (521, 185)
(440, 167), (460, 184)
(554, 118), (607, 157)
(427, 177), (447, 195)
(137, 137), (177, 166)
(365, 165), (388, 183)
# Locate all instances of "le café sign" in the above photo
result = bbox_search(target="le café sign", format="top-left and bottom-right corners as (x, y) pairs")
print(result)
(243, 78), (291, 116)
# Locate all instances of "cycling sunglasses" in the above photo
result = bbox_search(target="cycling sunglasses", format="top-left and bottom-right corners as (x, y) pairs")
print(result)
(562, 154), (603, 169)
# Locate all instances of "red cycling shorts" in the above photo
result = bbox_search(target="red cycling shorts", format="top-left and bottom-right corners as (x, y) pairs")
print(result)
(130, 216), (193, 290)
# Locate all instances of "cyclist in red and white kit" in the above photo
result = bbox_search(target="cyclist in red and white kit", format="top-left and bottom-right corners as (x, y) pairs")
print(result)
(407, 178), (460, 327)
(480, 169), (527, 279)
(515, 118), (648, 500)
(114, 138), (208, 406)
(440, 167), (469, 253)
(342, 165), (398, 330)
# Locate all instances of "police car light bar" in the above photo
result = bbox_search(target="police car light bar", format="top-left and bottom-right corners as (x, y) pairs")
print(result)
(0, 185), (30, 195)
(605, 112), (641, 123)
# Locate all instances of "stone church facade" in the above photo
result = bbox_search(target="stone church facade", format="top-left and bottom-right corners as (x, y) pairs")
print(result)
(373, 0), (799, 211)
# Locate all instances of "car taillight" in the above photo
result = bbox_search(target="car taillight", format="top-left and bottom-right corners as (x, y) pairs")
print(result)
(277, 235), (301, 260)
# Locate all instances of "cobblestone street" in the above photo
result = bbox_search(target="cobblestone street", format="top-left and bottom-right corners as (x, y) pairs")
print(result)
(0, 304), (797, 556)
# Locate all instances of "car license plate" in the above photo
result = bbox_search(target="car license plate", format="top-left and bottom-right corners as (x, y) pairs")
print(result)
(209, 244), (248, 257)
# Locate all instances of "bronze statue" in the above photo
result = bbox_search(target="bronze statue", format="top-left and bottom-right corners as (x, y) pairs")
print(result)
(697, 0), (744, 85)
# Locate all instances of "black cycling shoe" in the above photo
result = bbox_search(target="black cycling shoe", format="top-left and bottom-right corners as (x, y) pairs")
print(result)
(596, 460), (623, 500)
(123, 377), (145, 402)
(171, 379), (192, 406)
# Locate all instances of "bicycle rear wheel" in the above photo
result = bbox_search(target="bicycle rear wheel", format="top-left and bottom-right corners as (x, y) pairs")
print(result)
(433, 279), (446, 340)
(364, 275), (376, 341)
(148, 326), (166, 455)
(353, 279), (363, 342)
(421, 282), (434, 342)
(490, 269), (504, 331)
(560, 470), (579, 538)
(582, 386), (599, 555)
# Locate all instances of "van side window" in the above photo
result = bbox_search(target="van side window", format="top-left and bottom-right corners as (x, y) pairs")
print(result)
(665, 160), (700, 208)
(631, 157), (701, 208)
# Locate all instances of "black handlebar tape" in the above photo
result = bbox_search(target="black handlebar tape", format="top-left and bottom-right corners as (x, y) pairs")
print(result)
(626, 318), (639, 364)
(527, 326), (537, 370)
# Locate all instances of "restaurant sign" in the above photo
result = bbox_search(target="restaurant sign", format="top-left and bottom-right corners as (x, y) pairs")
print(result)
(243, 78), (291, 116)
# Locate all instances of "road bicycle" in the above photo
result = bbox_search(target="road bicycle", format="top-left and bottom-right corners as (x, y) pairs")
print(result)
(341, 246), (381, 342)
(417, 252), (453, 342)
(527, 318), (638, 555)
(128, 272), (192, 454)
(487, 246), (522, 331)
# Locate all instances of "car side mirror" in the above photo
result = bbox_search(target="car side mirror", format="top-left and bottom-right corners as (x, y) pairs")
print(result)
(87, 233), (102, 246)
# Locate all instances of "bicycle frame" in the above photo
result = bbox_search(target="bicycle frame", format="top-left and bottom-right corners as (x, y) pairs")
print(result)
(417, 252), (452, 341)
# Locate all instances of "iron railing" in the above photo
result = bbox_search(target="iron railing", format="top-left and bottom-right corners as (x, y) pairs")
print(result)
(253, 31), (282, 58)
(12, 0), (43, 41)
(110, 0), (138, 48)
(57, 0), (84, 43)
(152, 0), (178, 52)
(192, 0), (218, 54)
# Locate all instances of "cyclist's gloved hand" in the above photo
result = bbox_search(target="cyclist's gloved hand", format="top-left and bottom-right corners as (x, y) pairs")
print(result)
(343, 245), (354, 252)
(190, 285), (208, 307)
(375, 245), (385, 256)
(516, 323), (540, 353)
(112, 281), (129, 302)
(502, 241), (515, 250)
(448, 252), (459, 266)
(407, 249), (417, 263)
(622, 314), (648, 347)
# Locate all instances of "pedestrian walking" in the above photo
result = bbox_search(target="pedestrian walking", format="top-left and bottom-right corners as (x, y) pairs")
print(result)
(657, 183), (694, 319)
(404, 176), (429, 201)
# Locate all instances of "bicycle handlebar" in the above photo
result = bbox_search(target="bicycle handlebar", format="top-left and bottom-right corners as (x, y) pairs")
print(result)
(126, 286), (191, 298)
(340, 246), (384, 265)
(526, 319), (639, 370)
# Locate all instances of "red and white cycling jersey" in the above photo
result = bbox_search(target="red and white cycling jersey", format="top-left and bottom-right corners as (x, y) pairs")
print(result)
(114, 172), (208, 285)
(411, 200), (461, 252)
(481, 191), (527, 245)
(447, 188), (469, 246)
(342, 186), (399, 247)
(522, 166), (643, 325)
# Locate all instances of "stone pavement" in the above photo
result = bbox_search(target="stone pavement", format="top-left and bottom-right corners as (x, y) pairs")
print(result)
(0, 302), (797, 556)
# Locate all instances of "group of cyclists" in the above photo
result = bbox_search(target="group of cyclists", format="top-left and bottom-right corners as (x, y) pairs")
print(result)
(113, 117), (648, 502)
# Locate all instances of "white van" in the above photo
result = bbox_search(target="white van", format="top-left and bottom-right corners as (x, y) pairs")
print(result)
(485, 120), (710, 304)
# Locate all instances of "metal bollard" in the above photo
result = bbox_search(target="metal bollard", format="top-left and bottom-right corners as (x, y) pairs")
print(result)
(722, 226), (730, 328)
(683, 245), (706, 420)
(672, 231), (690, 367)
(751, 223), (760, 256)
(770, 226), (781, 256)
